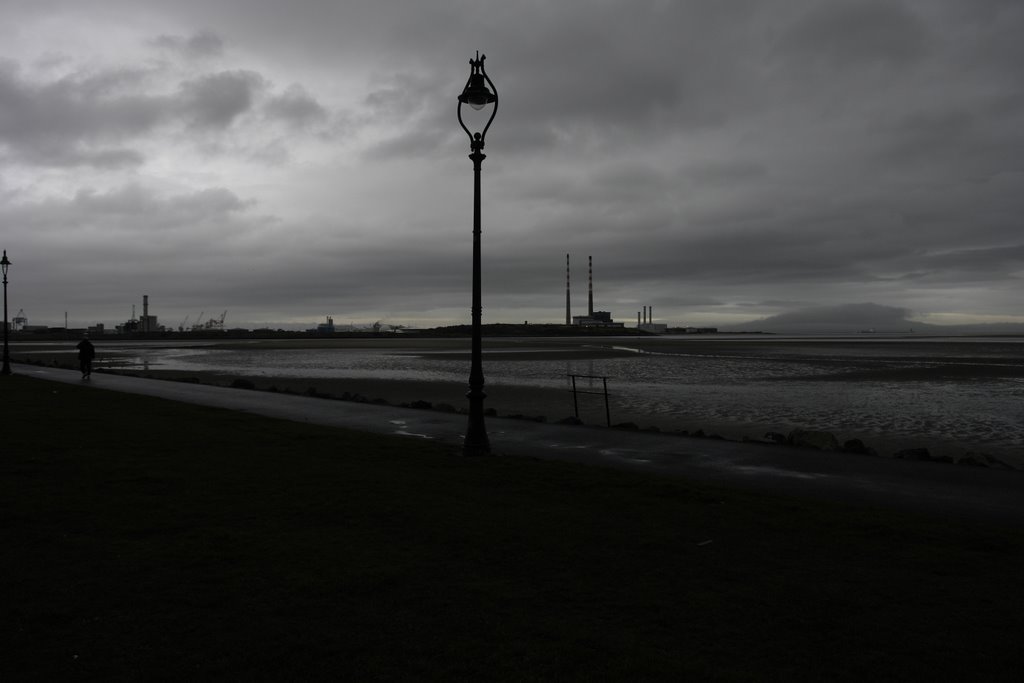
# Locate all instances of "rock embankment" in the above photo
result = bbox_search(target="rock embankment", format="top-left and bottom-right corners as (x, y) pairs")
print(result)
(780, 428), (1017, 470)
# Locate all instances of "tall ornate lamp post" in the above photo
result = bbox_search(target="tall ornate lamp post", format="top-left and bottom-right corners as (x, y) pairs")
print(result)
(457, 52), (498, 456)
(1, 250), (11, 376)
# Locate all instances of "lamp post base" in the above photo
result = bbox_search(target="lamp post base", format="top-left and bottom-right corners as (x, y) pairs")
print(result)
(462, 427), (491, 457)
(463, 388), (490, 456)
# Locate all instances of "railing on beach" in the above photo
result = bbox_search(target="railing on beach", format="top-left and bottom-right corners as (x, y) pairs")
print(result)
(568, 374), (611, 427)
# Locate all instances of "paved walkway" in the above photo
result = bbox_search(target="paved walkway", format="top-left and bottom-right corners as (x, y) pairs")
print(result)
(21, 365), (1024, 523)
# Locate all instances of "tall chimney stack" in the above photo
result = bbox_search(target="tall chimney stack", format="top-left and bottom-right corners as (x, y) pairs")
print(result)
(643, 305), (647, 324)
(143, 295), (150, 332)
(649, 305), (653, 323)
(565, 254), (571, 326)
(588, 255), (593, 317)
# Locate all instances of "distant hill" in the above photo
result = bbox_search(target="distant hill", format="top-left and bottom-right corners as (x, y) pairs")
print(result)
(721, 303), (1024, 335)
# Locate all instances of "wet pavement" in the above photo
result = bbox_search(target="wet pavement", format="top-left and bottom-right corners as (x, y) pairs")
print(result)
(22, 365), (1024, 524)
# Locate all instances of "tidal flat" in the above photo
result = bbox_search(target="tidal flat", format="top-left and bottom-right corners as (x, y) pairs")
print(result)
(12, 334), (1024, 465)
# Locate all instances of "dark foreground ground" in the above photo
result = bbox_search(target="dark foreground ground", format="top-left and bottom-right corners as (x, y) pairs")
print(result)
(3, 375), (1024, 681)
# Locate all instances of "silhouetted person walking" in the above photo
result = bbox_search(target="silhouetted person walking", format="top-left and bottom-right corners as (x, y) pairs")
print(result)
(76, 334), (95, 379)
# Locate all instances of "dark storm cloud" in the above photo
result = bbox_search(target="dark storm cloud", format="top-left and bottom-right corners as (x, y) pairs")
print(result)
(263, 84), (327, 128)
(681, 162), (769, 188)
(9, 184), (253, 240)
(491, 3), (755, 121)
(361, 71), (461, 159)
(776, 1), (929, 69)
(72, 184), (251, 225)
(152, 30), (224, 59)
(505, 164), (1023, 299)
(0, 60), (163, 166)
(0, 62), (162, 136)
(178, 70), (264, 129)
(34, 147), (145, 169)
(362, 2), (767, 161)
(871, 110), (976, 164)
(866, 104), (1023, 185)
(918, 244), (1024, 279)
(0, 48), (333, 168)
(367, 130), (455, 161)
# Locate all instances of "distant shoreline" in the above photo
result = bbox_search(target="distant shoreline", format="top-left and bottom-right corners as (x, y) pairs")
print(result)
(10, 318), (1024, 343)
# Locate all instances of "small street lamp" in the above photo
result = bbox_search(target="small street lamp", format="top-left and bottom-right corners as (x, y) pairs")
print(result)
(457, 52), (498, 456)
(1, 250), (11, 376)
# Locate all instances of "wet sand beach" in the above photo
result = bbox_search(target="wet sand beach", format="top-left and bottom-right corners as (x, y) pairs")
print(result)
(12, 334), (1024, 465)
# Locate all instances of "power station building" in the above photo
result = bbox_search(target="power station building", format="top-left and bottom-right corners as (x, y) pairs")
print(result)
(565, 255), (625, 328)
(637, 305), (668, 334)
(138, 295), (159, 332)
(117, 294), (160, 333)
(563, 256), (671, 333)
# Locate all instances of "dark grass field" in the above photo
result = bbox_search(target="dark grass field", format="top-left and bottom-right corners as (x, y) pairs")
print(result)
(3, 374), (1024, 680)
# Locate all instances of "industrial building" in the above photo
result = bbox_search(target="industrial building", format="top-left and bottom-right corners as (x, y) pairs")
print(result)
(565, 255), (625, 328)
(311, 316), (336, 333)
(139, 295), (158, 332)
(117, 295), (160, 333)
(637, 305), (668, 334)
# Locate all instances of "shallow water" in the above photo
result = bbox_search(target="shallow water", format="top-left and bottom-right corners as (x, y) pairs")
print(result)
(20, 336), (1024, 460)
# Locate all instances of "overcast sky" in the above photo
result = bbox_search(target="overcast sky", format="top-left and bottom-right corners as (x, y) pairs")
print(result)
(1, 0), (1022, 330)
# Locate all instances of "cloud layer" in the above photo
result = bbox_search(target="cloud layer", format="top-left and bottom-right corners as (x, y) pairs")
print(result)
(1, 0), (1022, 329)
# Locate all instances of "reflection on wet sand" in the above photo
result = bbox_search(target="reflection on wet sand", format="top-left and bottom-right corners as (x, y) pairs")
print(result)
(12, 335), (1024, 463)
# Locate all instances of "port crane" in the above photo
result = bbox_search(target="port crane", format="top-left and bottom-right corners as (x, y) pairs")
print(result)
(207, 310), (227, 330)
(191, 310), (227, 331)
